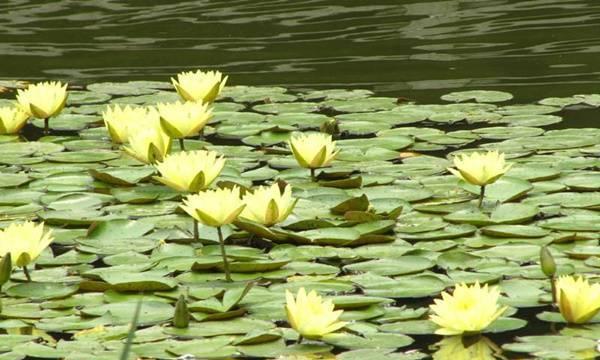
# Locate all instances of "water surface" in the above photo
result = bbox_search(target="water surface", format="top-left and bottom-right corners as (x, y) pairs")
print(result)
(1, 0), (600, 103)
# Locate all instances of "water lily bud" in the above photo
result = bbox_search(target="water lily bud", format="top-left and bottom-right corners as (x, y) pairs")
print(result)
(288, 133), (339, 169)
(157, 101), (212, 139)
(320, 118), (339, 136)
(173, 294), (190, 328)
(102, 105), (159, 144)
(448, 150), (512, 186)
(240, 183), (297, 227)
(556, 275), (600, 324)
(123, 126), (171, 164)
(154, 150), (225, 192)
(0, 106), (29, 134)
(0, 222), (53, 267)
(16, 81), (68, 119)
(171, 70), (228, 103)
(0, 253), (12, 286)
(285, 287), (347, 339)
(540, 246), (556, 278)
(429, 282), (507, 335)
(180, 187), (246, 227)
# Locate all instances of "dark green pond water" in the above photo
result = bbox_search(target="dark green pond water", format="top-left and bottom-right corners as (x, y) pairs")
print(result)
(2, 0), (600, 104)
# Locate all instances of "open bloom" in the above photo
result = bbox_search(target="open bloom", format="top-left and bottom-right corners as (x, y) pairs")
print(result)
(448, 151), (512, 186)
(0, 221), (53, 267)
(0, 106), (29, 134)
(556, 275), (600, 324)
(285, 287), (347, 339)
(429, 282), (507, 335)
(16, 81), (68, 119)
(433, 336), (496, 360)
(124, 126), (171, 164)
(103, 105), (159, 144)
(157, 101), (212, 138)
(171, 70), (228, 103)
(289, 133), (339, 169)
(240, 183), (297, 226)
(154, 150), (225, 192)
(181, 187), (245, 227)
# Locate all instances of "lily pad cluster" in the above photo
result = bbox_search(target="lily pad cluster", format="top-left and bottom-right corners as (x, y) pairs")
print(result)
(0, 82), (599, 359)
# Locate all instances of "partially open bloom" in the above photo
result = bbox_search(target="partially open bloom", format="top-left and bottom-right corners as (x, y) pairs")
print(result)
(429, 282), (507, 335)
(556, 275), (600, 324)
(171, 70), (228, 103)
(154, 150), (225, 192)
(124, 126), (171, 164)
(16, 81), (68, 119)
(433, 336), (496, 360)
(157, 101), (212, 138)
(0, 106), (29, 134)
(448, 151), (511, 186)
(0, 221), (53, 267)
(181, 187), (245, 227)
(285, 287), (347, 339)
(289, 133), (339, 169)
(103, 105), (159, 144)
(241, 183), (297, 226)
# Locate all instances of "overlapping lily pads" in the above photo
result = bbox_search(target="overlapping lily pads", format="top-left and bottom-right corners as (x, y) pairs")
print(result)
(0, 81), (599, 359)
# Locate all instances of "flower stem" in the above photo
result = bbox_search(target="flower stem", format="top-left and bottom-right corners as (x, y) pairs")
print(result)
(193, 219), (199, 242)
(217, 226), (232, 282)
(43, 118), (49, 135)
(310, 168), (316, 182)
(179, 138), (185, 151)
(478, 185), (486, 208)
(23, 266), (31, 282)
(297, 335), (304, 344)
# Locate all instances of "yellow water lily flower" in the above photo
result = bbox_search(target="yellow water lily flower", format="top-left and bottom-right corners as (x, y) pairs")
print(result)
(123, 126), (171, 164)
(0, 106), (29, 134)
(102, 104), (159, 144)
(240, 183), (297, 226)
(429, 282), (507, 335)
(448, 150), (511, 187)
(154, 150), (225, 192)
(171, 70), (228, 103)
(285, 287), (347, 339)
(16, 81), (68, 119)
(0, 221), (53, 268)
(433, 336), (497, 360)
(289, 133), (339, 169)
(180, 187), (245, 227)
(556, 275), (600, 324)
(157, 101), (212, 139)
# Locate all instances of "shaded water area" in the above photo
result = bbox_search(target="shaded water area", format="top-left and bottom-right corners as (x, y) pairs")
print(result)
(2, 0), (600, 108)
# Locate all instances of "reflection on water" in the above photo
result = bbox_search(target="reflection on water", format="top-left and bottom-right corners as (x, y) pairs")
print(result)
(433, 336), (501, 360)
(1, 0), (600, 102)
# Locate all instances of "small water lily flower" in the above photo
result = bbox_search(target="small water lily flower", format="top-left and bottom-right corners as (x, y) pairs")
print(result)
(16, 81), (68, 134)
(555, 275), (600, 324)
(433, 336), (497, 360)
(289, 133), (339, 181)
(154, 150), (225, 192)
(102, 104), (159, 144)
(448, 150), (512, 207)
(240, 183), (297, 227)
(124, 126), (171, 164)
(0, 221), (54, 281)
(171, 70), (228, 103)
(285, 287), (347, 340)
(0, 106), (29, 134)
(429, 282), (507, 335)
(180, 187), (246, 281)
(157, 100), (212, 149)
